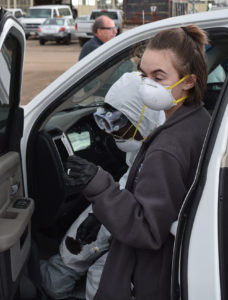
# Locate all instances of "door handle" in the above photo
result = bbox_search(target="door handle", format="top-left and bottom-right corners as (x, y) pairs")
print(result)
(10, 183), (20, 195)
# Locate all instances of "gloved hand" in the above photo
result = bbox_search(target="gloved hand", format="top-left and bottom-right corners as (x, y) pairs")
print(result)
(63, 155), (98, 190)
(65, 213), (102, 255)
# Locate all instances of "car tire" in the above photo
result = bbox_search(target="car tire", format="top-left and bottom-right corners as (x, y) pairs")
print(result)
(39, 39), (46, 45)
(25, 34), (30, 40)
(64, 35), (71, 45)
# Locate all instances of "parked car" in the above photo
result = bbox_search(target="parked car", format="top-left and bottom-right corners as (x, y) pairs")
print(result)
(75, 8), (123, 46)
(1, 6), (228, 300)
(37, 18), (77, 45)
(6, 8), (24, 20)
(21, 5), (73, 39)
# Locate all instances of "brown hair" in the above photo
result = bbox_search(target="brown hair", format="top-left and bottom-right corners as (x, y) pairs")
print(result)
(146, 25), (209, 106)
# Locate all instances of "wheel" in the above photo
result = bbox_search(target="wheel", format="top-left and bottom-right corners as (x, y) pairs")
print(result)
(64, 35), (71, 45)
(25, 34), (30, 40)
(39, 39), (45, 45)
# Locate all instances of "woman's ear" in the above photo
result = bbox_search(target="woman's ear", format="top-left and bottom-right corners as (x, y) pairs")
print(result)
(183, 74), (197, 90)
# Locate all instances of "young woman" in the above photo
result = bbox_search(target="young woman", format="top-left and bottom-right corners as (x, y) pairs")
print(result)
(64, 25), (211, 299)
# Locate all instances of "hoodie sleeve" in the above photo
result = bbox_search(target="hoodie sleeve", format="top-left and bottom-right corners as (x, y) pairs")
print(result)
(83, 149), (187, 250)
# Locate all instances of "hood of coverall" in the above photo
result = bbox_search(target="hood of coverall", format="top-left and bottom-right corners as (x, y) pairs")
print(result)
(104, 71), (165, 140)
(104, 71), (165, 171)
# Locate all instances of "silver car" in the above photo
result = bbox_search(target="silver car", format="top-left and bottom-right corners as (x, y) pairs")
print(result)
(37, 17), (77, 45)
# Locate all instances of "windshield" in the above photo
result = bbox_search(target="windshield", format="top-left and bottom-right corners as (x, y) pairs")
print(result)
(90, 11), (118, 20)
(24, 8), (52, 18)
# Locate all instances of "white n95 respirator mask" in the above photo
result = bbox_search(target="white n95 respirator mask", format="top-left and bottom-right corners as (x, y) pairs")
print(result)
(114, 138), (142, 153)
(139, 75), (189, 111)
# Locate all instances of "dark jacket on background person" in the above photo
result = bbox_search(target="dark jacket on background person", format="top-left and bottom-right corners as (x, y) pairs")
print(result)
(83, 103), (211, 300)
(79, 36), (103, 60)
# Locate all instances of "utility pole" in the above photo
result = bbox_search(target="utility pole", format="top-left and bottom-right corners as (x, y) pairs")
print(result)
(192, 0), (195, 12)
(172, 0), (175, 16)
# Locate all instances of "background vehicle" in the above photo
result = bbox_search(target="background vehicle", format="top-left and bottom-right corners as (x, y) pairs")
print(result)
(37, 18), (77, 45)
(21, 5), (73, 39)
(1, 6), (228, 300)
(6, 8), (24, 20)
(76, 8), (123, 46)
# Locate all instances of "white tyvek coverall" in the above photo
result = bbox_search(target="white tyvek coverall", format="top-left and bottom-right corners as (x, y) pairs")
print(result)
(40, 72), (165, 299)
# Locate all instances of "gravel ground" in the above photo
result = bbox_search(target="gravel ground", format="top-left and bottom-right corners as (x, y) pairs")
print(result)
(21, 38), (81, 105)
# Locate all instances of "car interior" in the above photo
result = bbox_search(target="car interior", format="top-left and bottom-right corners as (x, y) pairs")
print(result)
(18, 27), (228, 299)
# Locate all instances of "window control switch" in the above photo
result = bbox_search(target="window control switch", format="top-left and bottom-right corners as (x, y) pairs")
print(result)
(13, 198), (31, 209)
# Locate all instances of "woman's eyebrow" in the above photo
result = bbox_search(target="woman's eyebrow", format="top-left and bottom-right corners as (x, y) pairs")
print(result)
(137, 65), (167, 76)
(155, 69), (166, 73)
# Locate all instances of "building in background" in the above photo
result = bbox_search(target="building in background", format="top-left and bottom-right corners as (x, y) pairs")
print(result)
(1, 0), (220, 23)
(0, 0), (33, 12)
(123, 0), (188, 25)
(188, 0), (209, 13)
(71, 0), (97, 17)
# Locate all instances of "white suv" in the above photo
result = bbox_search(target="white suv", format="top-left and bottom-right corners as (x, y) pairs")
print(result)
(21, 5), (73, 39)
(2, 6), (228, 300)
(6, 8), (24, 20)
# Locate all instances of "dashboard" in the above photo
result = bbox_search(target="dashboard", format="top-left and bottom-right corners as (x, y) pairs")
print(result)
(32, 109), (127, 232)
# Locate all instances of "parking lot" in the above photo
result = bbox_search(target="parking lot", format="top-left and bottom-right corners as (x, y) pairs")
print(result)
(21, 38), (81, 105)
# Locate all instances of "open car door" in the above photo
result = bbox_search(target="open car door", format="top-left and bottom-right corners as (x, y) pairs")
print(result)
(171, 29), (228, 300)
(0, 9), (34, 300)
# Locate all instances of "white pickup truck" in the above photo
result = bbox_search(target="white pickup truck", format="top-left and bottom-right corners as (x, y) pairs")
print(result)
(75, 9), (123, 46)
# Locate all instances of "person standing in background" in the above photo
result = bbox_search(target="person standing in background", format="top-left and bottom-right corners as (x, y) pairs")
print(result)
(79, 15), (117, 60)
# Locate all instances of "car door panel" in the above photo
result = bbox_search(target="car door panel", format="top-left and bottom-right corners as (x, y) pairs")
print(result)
(0, 10), (34, 300)
(0, 153), (34, 300)
(0, 152), (34, 251)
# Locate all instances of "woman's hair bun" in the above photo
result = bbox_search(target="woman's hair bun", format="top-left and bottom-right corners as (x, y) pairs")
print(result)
(183, 24), (209, 53)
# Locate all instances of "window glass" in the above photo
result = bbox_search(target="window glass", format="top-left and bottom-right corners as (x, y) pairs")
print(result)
(203, 43), (228, 114)
(15, 11), (22, 18)
(24, 8), (52, 18)
(69, 59), (136, 107)
(0, 35), (19, 154)
(68, 19), (74, 26)
(90, 11), (118, 20)
(58, 8), (71, 16)
(207, 64), (226, 83)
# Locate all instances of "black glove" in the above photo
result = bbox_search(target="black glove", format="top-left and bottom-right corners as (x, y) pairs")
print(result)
(65, 213), (102, 255)
(64, 155), (98, 190)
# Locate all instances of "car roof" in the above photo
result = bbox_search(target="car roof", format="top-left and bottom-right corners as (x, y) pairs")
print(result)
(7, 8), (23, 12)
(29, 5), (71, 9)
(92, 9), (121, 12)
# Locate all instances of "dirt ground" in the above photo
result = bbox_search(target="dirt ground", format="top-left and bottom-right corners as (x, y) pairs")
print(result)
(21, 38), (81, 105)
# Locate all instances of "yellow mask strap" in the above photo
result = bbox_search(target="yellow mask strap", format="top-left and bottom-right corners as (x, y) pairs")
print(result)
(142, 134), (149, 142)
(166, 74), (190, 91)
(108, 124), (134, 139)
(173, 95), (188, 104)
(130, 105), (146, 141)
